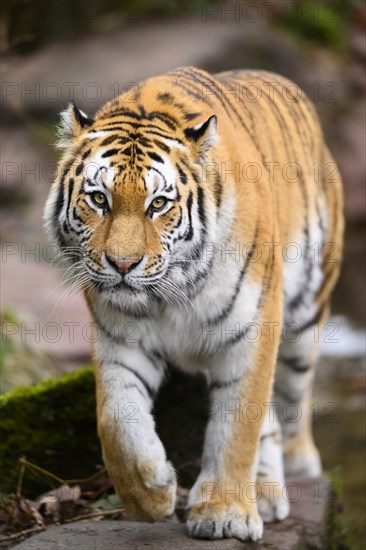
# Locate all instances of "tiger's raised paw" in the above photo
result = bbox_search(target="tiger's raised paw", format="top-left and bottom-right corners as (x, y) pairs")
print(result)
(119, 458), (177, 522)
(187, 502), (263, 541)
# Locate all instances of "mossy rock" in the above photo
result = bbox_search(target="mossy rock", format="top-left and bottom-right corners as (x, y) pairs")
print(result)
(0, 366), (208, 497)
(0, 367), (100, 496)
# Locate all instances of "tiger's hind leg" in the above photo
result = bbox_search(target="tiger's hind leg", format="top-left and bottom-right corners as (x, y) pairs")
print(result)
(256, 407), (289, 522)
(273, 310), (329, 479)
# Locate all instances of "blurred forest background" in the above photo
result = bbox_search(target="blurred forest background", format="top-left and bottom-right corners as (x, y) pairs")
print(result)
(0, 0), (365, 547)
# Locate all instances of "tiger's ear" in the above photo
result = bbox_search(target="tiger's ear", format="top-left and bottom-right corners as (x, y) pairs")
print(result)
(184, 115), (217, 158)
(56, 102), (94, 149)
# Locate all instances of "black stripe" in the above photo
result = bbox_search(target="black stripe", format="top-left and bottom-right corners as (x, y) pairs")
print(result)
(143, 129), (182, 143)
(280, 356), (311, 373)
(184, 68), (263, 163)
(54, 171), (66, 220)
(95, 122), (178, 141)
(184, 192), (194, 241)
(147, 151), (164, 163)
(141, 348), (165, 372)
(149, 166), (167, 186)
(183, 111), (202, 121)
(120, 146), (132, 157)
(75, 162), (84, 176)
(262, 78), (311, 257)
(101, 148), (119, 158)
(234, 78), (275, 162)
(100, 135), (120, 147)
(209, 377), (241, 390)
(213, 171), (223, 210)
(108, 109), (140, 120)
(260, 431), (281, 442)
(171, 206), (183, 231)
(171, 72), (209, 103)
(257, 78), (293, 159)
(106, 107), (177, 130)
(53, 169), (70, 248)
(154, 139), (170, 153)
(293, 302), (328, 333)
(218, 74), (272, 167)
(180, 67), (218, 99)
(138, 104), (147, 118)
(196, 186), (206, 235)
(122, 383), (146, 399)
(112, 361), (156, 400)
(191, 170), (199, 184)
(172, 80), (204, 102)
(149, 111), (177, 129)
(206, 238), (256, 325)
(177, 165), (187, 184)
(136, 136), (151, 147)
(256, 234), (275, 312)
(298, 91), (316, 151)
(189, 253), (215, 290)
(64, 177), (75, 233)
(157, 92), (174, 103)
(210, 323), (250, 351)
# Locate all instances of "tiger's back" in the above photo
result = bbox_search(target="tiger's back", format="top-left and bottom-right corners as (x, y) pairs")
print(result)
(214, 68), (343, 329)
(95, 65), (343, 330)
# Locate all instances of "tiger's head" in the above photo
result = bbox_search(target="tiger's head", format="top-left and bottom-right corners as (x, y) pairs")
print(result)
(44, 96), (220, 313)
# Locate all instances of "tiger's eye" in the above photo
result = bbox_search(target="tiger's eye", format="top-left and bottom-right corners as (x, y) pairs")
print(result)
(91, 192), (107, 207)
(151, 197), (167, 210)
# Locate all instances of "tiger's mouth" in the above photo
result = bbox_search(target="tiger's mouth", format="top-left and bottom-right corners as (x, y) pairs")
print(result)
(87, 266), (168, 294)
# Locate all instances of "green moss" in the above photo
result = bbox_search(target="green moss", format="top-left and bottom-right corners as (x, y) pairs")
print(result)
(0, 367), (101, 497)
(276, 1), (348, 54)
(322, 470), (354, 550)
(0, 366), (209, 497)
(313, 365), (366, 548)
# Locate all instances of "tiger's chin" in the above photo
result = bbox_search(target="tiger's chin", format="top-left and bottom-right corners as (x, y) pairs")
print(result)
(93, 272), (170, 313)
(96, 283), (152, 317)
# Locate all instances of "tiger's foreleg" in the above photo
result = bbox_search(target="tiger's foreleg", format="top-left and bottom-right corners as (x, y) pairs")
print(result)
(187, 281), (283, 541)
(94, 342), (176, 521)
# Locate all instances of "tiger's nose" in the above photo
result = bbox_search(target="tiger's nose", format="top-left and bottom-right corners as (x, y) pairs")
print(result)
(106, 255), (143, 275)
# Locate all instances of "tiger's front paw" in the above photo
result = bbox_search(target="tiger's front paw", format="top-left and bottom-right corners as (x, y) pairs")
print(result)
(119, 458), (177, 522)
(187, 501), (263, 541)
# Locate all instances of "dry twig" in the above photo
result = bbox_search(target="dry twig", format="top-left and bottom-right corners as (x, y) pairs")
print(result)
(63, 507), (124, 524)
(0, 525), (45, 544)
(17, 458), (106, 488)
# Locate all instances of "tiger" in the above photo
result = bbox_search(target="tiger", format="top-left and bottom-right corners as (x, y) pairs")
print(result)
(44, 66), (343, 541)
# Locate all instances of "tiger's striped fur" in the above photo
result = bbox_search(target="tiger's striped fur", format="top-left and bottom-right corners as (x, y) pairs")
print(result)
(44, 66), (343, 541)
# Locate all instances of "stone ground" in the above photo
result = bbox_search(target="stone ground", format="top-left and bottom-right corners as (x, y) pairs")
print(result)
(11, 478), (327, 550)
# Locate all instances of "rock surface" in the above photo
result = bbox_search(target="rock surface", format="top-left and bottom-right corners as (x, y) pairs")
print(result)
(9, 521), (309, 549)
(12, 478), (327, 549)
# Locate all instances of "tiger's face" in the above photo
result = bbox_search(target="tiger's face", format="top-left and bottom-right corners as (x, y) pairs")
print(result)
(44, 103), (218, 310)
